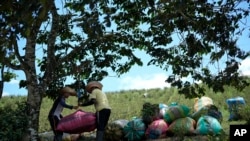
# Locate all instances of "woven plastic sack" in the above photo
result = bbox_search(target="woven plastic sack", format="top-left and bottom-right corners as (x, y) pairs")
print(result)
(194, 96), (213, 112)
(163, 105), (190, 123)
(123, 118), (146, 141)
(159, 103), (168, 119)
(191, 105), (223, 123)
(104, 119), (129, 141)
(226, 97), (246, 121)
(56, 109), (96, 134)
(196, 115), (223, 135)
(145, 119), (168, 139)
(167, 117), (196, 135)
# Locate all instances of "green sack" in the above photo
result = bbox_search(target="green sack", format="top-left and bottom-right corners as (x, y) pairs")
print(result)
(163, 105), (190, 123)
(167, 117), (196, 136)
(196, 115), (223, 135)
(191, 105), (223, 123)
(123, 118), (146, 141)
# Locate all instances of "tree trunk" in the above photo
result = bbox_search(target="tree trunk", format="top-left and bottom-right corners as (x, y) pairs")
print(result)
(21, 56), (48, 141)
(25, 86), (43, 141)
(0, 80), (3, 99)
(0, 65), (5, 99)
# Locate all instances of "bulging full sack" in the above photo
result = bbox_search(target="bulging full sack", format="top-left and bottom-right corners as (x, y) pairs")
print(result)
(167, 117), (196, 136)
(123, 118), (146, 141)
(105, 119), (129, 141)
(163, 105), (190, 123)
(194, 96), (213, 112)
(196, 115), (223, 135)
(56, 109), (96, 134)
(145, 119), (168, 139)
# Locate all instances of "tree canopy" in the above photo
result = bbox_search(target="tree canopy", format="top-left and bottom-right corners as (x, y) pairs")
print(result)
(0, 0), (250, 140)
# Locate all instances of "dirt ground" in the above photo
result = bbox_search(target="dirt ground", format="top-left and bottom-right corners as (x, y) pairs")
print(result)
(77, 131), (225, 141)
(39, 130), (226, 141)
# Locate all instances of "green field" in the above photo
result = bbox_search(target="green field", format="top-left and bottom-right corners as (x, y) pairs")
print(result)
(1, 86), (249, 140)
(41, 87), (248, 134)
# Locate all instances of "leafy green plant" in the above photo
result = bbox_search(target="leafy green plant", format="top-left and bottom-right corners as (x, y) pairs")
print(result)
(238, 105), (250, 124)
(141, 102), (160, 126)
(0, 101), (29, 141)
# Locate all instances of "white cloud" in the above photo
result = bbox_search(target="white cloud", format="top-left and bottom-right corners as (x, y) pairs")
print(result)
(118, 73), (170, 90)
(239, 58), (250, 76)
(7, 79), (20, 84)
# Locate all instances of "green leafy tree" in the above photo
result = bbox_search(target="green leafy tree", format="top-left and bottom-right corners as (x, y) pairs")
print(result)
(104, 0), (250, 97)
(0, 0), (249, 140)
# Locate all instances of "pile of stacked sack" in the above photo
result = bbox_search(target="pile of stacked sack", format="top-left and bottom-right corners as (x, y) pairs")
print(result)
(104, 96), (223, 141)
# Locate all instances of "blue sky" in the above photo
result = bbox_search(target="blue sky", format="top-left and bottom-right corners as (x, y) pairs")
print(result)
(3, 24), (250, 96)
(2, 36), (250, 96)
(2, 2), (250, 96)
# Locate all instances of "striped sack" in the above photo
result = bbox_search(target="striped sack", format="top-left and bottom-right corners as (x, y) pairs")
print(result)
(123, 118), (146, 141)
(163, 105), (190, 123)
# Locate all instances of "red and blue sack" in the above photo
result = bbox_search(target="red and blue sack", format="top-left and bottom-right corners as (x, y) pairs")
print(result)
(56, 109), (96, 134)
(145, 119), (168, 139)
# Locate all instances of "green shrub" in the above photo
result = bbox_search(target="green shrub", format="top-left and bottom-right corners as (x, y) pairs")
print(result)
(0, 101), (29, 141)
(238, 105), (250, 124)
